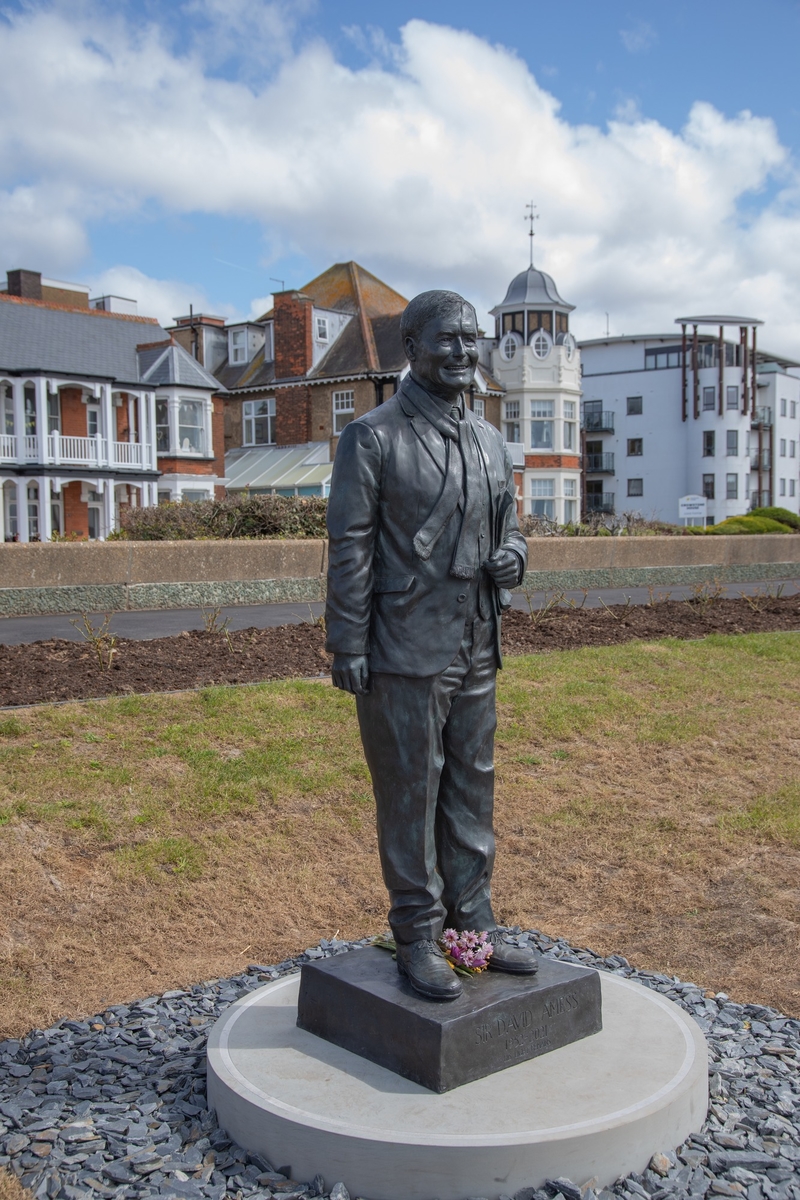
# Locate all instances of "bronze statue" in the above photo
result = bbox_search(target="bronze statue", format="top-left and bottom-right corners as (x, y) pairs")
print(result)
(325, 290), (538, 1000)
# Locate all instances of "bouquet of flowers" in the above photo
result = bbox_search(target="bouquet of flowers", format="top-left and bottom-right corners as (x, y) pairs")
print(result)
(372, 929), (493, 977)
(439, 929), (493, 974)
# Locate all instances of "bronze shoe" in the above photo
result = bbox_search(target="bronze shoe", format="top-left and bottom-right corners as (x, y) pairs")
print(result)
(486, 929), (539, 974)
(396, 939), (463, 1001)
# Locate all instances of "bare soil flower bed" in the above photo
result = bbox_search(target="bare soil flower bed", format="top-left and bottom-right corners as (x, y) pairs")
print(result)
(1, 593), (798, 707)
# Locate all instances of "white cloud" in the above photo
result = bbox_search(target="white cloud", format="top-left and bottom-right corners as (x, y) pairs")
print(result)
(87, 265), (236, 326)
(0, 7), (799, 351)
(620, 21), (657, 54)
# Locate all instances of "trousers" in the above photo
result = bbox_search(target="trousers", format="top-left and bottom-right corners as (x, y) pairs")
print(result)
(356, 615), (497, 944)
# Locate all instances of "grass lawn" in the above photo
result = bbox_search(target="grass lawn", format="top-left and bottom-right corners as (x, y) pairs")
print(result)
(0, 631), (798, 1038)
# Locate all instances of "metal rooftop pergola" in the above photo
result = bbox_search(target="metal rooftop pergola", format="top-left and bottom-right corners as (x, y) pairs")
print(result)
(674, 315), (763, 422)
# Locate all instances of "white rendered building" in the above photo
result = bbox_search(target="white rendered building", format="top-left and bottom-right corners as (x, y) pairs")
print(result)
(480, 265), (582, 524)
(579, 316), (800, 524)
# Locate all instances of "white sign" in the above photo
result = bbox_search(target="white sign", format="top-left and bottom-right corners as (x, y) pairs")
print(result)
(678, 495), (707, 520)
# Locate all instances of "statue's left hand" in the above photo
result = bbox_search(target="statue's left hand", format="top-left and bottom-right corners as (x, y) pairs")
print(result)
(483, 548), (520, 588)
(332, 653), (370, 695)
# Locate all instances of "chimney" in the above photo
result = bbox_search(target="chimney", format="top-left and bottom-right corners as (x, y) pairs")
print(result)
(274, 291), (314, 378)
(6, 269), (42, 300)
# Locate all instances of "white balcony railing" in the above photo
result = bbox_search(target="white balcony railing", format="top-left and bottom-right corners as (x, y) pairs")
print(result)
(4, 431), (150, 469)
(49, 433), (103, 465)
(113, 440), (143, 466)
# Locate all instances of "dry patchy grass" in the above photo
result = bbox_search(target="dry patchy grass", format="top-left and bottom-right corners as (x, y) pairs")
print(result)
(0, 632), (798, 1040)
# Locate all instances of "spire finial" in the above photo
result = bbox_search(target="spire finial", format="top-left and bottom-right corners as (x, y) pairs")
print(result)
(525, 201), (539, 268)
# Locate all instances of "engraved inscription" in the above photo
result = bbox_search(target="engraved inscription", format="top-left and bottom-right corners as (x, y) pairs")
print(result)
(472, 990), (584, 1064)
(541, 992), (579, 1020)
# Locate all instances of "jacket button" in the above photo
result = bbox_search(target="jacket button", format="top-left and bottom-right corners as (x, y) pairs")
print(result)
(457, 593), (467, 603)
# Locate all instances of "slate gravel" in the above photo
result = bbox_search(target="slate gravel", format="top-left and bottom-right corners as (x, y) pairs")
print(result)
(1, 932), (798, 1200)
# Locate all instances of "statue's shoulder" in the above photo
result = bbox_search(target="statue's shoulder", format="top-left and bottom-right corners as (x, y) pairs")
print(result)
(355, 393), (408, 431)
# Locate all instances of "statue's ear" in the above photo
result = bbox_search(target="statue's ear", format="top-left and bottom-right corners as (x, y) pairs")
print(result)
(404, 335), (416, 362)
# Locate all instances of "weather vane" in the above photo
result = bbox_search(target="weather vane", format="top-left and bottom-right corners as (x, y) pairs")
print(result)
(525, 201), (539, 267)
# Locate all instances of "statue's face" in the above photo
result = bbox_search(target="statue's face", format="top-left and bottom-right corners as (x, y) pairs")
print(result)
(406, 305), (479, 401)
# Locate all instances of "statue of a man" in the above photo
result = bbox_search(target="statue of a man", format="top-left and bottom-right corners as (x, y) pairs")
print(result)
(325, 289), (538, 1000)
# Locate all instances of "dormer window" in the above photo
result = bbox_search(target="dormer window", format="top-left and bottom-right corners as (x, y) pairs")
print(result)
(316, 317), (329, 342)
(230, 329), (246, 364)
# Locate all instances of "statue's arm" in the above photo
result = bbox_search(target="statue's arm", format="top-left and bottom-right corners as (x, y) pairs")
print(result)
(325, 420), (381, 694)
(485, 443), (527, 587)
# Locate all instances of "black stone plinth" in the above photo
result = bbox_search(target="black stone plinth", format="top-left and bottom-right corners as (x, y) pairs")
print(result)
(296, 947), (602, 1093)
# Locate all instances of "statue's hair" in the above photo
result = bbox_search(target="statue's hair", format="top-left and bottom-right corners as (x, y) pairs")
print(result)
(400, 290), (477, 346)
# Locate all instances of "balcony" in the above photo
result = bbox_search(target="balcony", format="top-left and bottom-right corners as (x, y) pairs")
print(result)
(0, 432), (148, 469)
(752, 406), (773, 426)
(585, 452), (615, 474)
(750, 450), (771, 471)
(582, 410), (615, 433)
(586, 492), (615, 514)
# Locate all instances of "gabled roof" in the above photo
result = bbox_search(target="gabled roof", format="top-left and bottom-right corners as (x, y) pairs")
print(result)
(214, 345), (276, 392)
(256, 261), (407, 323)
(138, 339), (222, 390)
(0, 293), (163, 384)
(308, 311), (406, 380)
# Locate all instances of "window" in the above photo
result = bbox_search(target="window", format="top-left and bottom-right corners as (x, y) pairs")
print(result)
(780, 438), (787, 456)
(504, 400), (520, 443)
(791, 401), (798, 420)
(156, 399), (169, 452)
(564, 479), (577, 497)
(645, 347), (684, 370)
(157, 490), (172, 505)
(1, 383), (13, 434)
(779, 478), (786, 497)
(627, 396), (643, 415)
(563, 401), (576, 420)
(27, 482), (39, 541)
(563, 421), (576, 450)
(703, 430), (715, 457)
(24, 384), (36, 436)
(178, 398), (205, 454)
(791, 480), (797, 497)
(727, 430), (739, 457)
(472, 396), (485, 419)
(564, 500), (577, 523)
(627, 438), (643, 456)
(502, 312), (525, 336)
(702, 387), (715, 412)
(333, 390), (355, 435)
(243, 398), (276, 446)
(530, 477), (555, 518)
(627, 478), (643, 497)
(791, 441), (796, 458)
(500, 332), (520, 361)
(780, 398), (787, 417)
(527, 310), (552, 337)
(47, 393), (60, 434)
(726, 473), (738, 500)
(530, 400), (554, 450)
(230, 330), (246, 365)
(726, 386), (739, 410)
(702, 474), (715, 499)
(530, 329), (552, 360)
(316, 317), (329, 342)
(183, 490), (211, 503)
(87, 405), (101, 439)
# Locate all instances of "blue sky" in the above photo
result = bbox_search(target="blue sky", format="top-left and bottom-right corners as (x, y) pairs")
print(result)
(1, 1), (800, 347)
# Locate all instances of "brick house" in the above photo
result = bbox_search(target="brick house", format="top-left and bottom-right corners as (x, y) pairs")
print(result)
(0, 269), (222, 541)
(169, 262), (503, 497)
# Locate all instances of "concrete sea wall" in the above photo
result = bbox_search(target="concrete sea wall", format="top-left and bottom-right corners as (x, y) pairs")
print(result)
(0, 535), (799, 617)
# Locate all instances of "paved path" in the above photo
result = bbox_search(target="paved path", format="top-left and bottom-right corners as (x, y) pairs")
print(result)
(1, 578), (797, 645)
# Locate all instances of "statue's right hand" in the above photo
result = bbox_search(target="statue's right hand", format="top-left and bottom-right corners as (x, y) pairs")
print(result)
(331, 654), (370, 696)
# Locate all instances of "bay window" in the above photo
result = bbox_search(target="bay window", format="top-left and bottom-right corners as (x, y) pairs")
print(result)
(530, 400), (554, 450)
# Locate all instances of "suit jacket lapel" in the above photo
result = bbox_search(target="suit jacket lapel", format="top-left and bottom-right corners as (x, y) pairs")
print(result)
(398, 382), (448, 477)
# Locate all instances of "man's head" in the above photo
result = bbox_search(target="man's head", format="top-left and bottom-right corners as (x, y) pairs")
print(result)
(401, 290), (479, 403)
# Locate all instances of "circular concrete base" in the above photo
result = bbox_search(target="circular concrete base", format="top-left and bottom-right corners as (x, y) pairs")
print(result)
(207, 967), (708, 1200)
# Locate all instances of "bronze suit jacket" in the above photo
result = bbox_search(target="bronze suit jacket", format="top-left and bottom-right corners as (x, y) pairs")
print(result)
(325, 377), (528, 677)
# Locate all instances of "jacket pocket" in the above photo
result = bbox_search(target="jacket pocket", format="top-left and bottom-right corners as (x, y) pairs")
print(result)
(373, 574), (415, 594)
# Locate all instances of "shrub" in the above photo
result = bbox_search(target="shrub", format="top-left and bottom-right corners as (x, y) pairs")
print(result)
(749, 506), (800, 531)
(115, 494), (329, 541)
(707, 515), (793, 535)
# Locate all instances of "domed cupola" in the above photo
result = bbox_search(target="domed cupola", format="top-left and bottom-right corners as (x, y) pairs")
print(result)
(491, 264), (576, 362)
